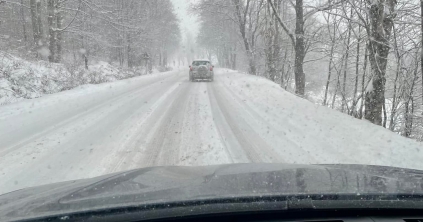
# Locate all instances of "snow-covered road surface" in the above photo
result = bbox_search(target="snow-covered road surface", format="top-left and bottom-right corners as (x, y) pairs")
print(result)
(1, 68), (422, 194)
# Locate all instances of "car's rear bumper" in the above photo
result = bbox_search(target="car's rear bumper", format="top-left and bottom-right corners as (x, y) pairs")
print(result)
(191, 72), (213, 78)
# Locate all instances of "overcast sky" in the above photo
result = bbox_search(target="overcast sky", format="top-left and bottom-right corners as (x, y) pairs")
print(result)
(170, 0), (200, 40)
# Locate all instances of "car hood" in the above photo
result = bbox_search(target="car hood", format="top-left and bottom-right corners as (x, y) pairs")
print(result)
(1, 163), (423, 221)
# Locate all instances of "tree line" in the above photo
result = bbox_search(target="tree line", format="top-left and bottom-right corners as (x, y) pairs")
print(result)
(193, 0), (423, 140)
(0, 0), (181, 69)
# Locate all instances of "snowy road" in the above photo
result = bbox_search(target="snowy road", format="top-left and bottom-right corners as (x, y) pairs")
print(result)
(1, 68), (422, 194)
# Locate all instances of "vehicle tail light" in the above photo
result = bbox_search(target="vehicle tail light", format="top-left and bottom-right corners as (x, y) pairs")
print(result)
(210, 66), (213, 71)
(190, 66), (193, 71)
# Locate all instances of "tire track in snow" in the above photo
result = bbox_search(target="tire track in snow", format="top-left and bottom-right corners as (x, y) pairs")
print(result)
(108, 79), (190, 171)
(208, 82), (273, 163)
(133, 80), (193, 167)
(0, 73), (180, 158)
(207, 84), (250, 163)
(177, 82), (232, 166)
(0, 73), (184, 193)
(218, 73), (346, 164)
(216, 78), (318, 163)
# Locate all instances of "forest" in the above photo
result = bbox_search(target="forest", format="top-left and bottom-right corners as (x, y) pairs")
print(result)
(0, 0), (180, 69)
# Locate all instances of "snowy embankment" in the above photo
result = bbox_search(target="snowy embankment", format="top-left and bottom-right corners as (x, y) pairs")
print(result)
(217, 68), (422, 169)
(0, 52), (150, 105)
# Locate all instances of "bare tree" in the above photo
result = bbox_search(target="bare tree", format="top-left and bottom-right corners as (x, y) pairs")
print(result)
(47, 0), (56, 62)
(30, 0), (42, 46)
(19, 0), (27, 42)
(55, 0), (63, 63)
(364, 0), (397, 125)
(322, 6), (339, 106)
(232, 0), (261, 75)
(268, 0), (306, 95)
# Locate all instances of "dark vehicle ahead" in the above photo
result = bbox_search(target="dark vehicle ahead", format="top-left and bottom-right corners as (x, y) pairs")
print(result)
(1, 163), (423, 222)
(189, 59), (214, 82)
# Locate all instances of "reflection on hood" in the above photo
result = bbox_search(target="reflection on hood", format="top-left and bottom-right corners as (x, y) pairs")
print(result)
(1, 163), (423, 221)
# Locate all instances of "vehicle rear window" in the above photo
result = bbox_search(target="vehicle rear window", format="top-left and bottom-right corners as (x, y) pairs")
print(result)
(192, 61), (209, 66)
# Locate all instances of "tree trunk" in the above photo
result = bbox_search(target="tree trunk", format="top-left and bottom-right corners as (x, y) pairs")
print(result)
(30, 0), (44, 57)
(350, 38), (361, 116)
(80, 34), (88, 69)
(322, 7), (337, 106)
(323, 40), (335, 106)
(20, 0), (27, 42)
(164, 51), (168, 67)
(403, 99), (413, 137)
(364, 0), (396, 125)
(244, 42), (256, 75)
(127, 34), (132, 68)
(359, 46), (368, 119)
(84, 54), (88, 69)
(365, 46), (387, 125)
(273, 0), (281, 82)
(341, 8), (353, 112)
(294, 0), (306, 95)
(389, 27), (401, 131)
(280, 0), (288, 88)
(232, 45), (237, 70)
(382, 98), (387, 128)
(55, 0), (63, 63)
(233, 0), (256, 75)
(47, 0), (56, 62)
(265, 0), (281, 82)
(268, 0), (304, 93)
(265, 2), (276, 81)
(72, 39), (77, 63)
(30, 0), (39, 45)
(403, 58), (419, 137)
(281, 49), (288, 88)
(36, 0), (44, 41)
(389, 62), (400, 131)
(332, 66), (342, 109)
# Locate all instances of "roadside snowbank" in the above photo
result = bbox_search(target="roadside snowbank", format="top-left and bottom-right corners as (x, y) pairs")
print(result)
(0, 52), (70, 104)
(216, 68), (423, 170)
(0, 52), (152, 105)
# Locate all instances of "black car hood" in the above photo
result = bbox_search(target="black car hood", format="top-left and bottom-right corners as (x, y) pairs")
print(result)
(1, 163), (423, 221)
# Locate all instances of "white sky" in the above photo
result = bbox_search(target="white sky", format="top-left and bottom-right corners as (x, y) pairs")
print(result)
(170, 0), (200, 40)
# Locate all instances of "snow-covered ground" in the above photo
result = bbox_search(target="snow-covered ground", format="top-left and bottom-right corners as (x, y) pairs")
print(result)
(0, 68), (422, 194)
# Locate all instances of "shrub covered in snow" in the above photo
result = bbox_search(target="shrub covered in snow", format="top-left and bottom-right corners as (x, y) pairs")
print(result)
(0, 53), (70, 104)
(0, 52), (146, 105)
(70, 62), (138, 85)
